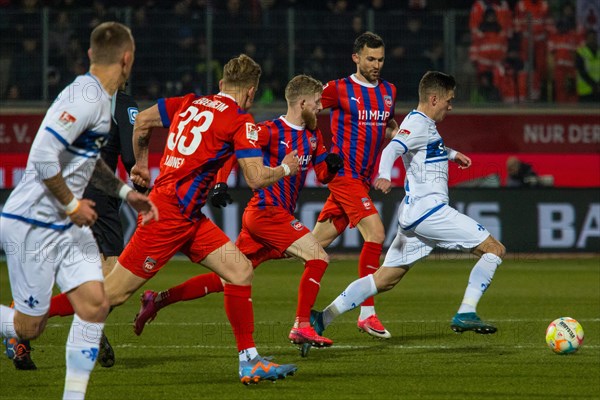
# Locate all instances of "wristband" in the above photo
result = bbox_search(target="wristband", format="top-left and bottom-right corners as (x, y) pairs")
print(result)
(281, 163), (291, 176)
(65, 197), (80, 215)
(118, 184), (133, 200)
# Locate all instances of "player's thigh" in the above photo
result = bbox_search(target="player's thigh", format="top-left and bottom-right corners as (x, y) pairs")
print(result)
(118, 213), (194, 279)
(287, 232), (328, 262)
(55, 225), (104, 296)
(356, 212), (385, 243)
(188, 218), (252, 285)
(328, 178), (378, 229)
(244, 208), (316, 261)
(312, 219), (341, 248)
(414, 206), (490, 252)
(104, 261), (149, 307)
(201, 240), (253, 286)
(383, 228), (434, 268)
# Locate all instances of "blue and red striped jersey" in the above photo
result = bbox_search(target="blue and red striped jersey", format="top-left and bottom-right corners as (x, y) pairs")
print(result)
(323, 74), (396, 184)
(153, 92), (261, 221)
(246, 116), (332, 214)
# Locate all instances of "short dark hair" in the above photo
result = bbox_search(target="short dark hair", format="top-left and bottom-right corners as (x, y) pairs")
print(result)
(418, 71), (456, 102)
(90, 22), (133, 65)
(353, 31), (385, 54)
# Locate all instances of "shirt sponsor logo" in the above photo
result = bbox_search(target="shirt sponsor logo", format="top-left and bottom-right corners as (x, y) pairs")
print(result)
(143, 256), (157, 273)
(58, 111), (77, 130)
(290, 219), (304, 231)
(361, 197), (372, 210)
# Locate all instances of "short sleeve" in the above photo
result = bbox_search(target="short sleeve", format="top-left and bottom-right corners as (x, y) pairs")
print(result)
(233, 115), (263, 159)
(157, 93), (196, 128)
(321, 80), (338, 110)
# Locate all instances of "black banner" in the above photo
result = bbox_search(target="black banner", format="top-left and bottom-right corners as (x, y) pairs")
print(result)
(1, 188), (598, 253)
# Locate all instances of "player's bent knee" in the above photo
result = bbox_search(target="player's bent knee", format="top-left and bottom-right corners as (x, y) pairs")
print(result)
(77, 296), (110, 322)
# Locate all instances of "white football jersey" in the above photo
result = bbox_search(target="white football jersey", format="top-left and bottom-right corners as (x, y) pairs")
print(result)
(2, 73), (112, 230)
(378, 110), (456, 230)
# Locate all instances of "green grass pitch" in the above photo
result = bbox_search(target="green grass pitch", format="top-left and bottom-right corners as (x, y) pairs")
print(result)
(1, 256), (599, 399)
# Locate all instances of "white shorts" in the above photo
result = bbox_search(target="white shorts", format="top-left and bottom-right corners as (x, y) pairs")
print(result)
(1, 217), (103, 317)
(383, 204), (490, 267)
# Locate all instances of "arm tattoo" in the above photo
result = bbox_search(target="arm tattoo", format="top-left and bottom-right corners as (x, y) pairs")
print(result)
(137, 135), (150, 149)
(90, 158), (123, 198)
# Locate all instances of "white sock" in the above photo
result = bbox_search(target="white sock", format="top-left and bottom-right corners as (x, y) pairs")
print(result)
(0, 305), (18, 338)
(359, 306), (376, 320)
(238, 347), (258, 362)
(63, 314), (104, 400)
(457, 253), (502, 314)
(323, 275), (377, 328)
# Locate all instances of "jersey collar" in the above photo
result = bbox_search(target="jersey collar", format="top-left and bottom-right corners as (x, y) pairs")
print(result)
(350, 74), (378, 88)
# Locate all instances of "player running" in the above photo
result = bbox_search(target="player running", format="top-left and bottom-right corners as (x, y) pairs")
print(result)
(0, 22), (158, 399)
(20, 54), (300, 385)
(312, 31), (398, 339)
(4, 87), (143, 370)
(311, 71), (506, 340)
(132, 75), (344, 353)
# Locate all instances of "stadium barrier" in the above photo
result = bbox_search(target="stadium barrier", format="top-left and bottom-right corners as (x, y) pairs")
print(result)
(3, 188), (596, 254)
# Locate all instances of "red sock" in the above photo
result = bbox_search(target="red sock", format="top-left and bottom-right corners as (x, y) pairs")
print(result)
(296, 259), (328, 323)
(359, 241), (382, 307)
(223, 284), (255, 352)
(48, 293), (75, 317)
(156, 273), (223, 309)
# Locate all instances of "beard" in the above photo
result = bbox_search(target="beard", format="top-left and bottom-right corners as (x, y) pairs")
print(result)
(301, 109), (317, 130)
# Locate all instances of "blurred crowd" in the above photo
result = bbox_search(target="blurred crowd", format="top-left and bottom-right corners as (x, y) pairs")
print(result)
(0, 0), (598, 104)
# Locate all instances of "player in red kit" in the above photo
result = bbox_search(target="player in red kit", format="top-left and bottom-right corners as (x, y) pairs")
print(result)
(132, 75), (344, 355)
(39, 54), (300, 385)
(312, 31), (398, 339)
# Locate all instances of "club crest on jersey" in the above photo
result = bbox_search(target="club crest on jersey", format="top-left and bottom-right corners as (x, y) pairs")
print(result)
(399, 129), (411, 135)
(290, 219), (304, 231)
(384, 95), (392, 108)
(57, 111), (77, 130)
(310, 137), (317, 151)
(361, 197), (373, 210)
(127, 107), (138, 125)
(143, 257), (157, 272)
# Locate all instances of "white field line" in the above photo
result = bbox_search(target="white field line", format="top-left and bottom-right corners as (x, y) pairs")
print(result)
(30, 343), (600, 350)
(44, 318), (600, 328)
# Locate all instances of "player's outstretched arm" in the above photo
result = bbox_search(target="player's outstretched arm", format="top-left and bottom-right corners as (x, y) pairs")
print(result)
(447, 147), (471, 169)
(90, 158), (158, 224)
(237, 150), (299, 190)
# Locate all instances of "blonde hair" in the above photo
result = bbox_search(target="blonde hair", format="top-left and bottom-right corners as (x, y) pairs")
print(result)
(222, 54), (261, 89)
(89, 21), (133, 65)
(285, 74), (323, 104)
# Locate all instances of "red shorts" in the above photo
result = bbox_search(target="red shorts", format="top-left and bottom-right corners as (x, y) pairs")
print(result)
(317, 176), (379, 233)
(118, 191), (230, 279)
(236, 206), (310, 266)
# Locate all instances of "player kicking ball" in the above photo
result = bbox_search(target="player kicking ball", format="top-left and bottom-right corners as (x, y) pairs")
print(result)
(310, 71), (506, 341)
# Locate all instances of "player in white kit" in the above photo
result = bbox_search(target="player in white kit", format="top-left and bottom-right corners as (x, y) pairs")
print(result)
(311, 71), (506, 338)
(0, 22), (157, 400)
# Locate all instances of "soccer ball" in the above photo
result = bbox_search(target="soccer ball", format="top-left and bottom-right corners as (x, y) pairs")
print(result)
(545, 317), (584, 354)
